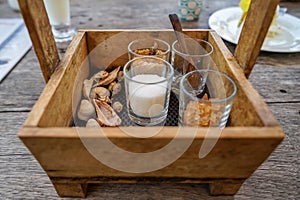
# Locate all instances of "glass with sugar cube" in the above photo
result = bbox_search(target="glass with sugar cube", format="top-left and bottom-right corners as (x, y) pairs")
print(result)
(123, 56), (174, 126)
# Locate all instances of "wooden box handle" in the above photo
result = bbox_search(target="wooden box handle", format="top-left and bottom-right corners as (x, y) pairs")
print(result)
(18, 0), (60, 83)
(234, 0), (280, 78)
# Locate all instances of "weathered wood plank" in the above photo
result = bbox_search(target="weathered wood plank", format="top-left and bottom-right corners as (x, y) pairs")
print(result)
(19, 126), (283, 179)
(18, 0), (60, 82)
(249, 63), (300, 103)
(23, 31), (89, 127)
(234, 0), (280, 77)
(0, 51), (45, 112)
(0, 112), (31, 156)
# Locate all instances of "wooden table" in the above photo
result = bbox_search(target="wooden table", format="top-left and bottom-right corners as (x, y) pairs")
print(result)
(0, 0), (299, 199)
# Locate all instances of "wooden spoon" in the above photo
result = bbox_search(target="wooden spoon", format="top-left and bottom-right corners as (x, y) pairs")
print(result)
(169, 14), (209, 98)
(169, 14), (196, 74)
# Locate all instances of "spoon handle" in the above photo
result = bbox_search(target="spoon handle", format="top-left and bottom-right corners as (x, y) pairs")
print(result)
(169, 14), (196, 74)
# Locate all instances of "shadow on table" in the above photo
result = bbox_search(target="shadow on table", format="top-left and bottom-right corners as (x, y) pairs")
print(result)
(86, 183), (235, 199)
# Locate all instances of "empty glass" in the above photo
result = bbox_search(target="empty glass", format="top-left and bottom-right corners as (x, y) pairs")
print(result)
(171, 38), (214, 95)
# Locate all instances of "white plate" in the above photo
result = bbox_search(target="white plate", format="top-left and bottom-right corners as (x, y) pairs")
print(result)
(0, 18), (23, 46)
(208, 7), (300, 53)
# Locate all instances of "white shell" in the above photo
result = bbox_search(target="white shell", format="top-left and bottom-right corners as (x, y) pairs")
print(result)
(90, 87), (110, 99)
(78, 99), (95, 121)
(112, 101), (123, 113)
(86, 118), (100, 128)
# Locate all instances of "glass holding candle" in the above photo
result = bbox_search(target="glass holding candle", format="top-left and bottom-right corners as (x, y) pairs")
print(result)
(43, 0), (76, 42)
(128, 38), (171, 61)
(171, 38), (214, 95)
(124, 56), (174, 126)
(179, 70), (237, 128)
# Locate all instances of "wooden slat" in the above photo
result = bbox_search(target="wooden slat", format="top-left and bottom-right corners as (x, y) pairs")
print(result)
(23, 31), (89, 127)
(18, 0), (60, 82)
(52, 182), (87, 198)
(86, 29), (208, 70)
(19, 126), (284, 178)
(87, 30), (175, 70)
(50, 177), (245, 196)
(234, 0), (280, 78)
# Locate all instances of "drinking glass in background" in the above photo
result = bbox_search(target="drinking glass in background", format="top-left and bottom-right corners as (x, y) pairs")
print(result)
(43, 0), (76, 42)
(171, 38), (213, 95)
(123, 56), (174, 126)
(7, 0), (20, 11)
(178, 0), (205, 21)
(179, 70), (237, 128)
(128, 38), (171, 61)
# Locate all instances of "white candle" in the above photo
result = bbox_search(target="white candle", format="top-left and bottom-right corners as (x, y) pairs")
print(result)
(129, 74), (167, 118)
(44, 0), (70, 26)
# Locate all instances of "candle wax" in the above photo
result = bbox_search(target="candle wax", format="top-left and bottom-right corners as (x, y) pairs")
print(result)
(129, 74), (167, 118)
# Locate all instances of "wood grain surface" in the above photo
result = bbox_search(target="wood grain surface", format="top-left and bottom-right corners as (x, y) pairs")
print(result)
(0, 0), (299, 199)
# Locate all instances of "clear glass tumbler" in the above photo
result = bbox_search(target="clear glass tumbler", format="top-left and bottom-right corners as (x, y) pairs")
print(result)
(128, 38), (171, 61)
(171, 38), (214, 95)
(179, 70), (237, 128)
(124, 56), (174, 126)
(44, 0), (76, 42)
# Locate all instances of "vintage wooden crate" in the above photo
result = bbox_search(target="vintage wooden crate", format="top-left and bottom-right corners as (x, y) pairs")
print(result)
(18, 0), (283, 198)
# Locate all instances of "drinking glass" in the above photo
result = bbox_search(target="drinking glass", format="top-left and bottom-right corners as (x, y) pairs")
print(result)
(179, 70), (237, 128)
(178, 0), (205, 21)
(124, 56), (174, 126)
(171, 38), (214, 95)
(43, 0), (76, 42)
(7, 0), (19, 11)
(128, 38), (170, 61)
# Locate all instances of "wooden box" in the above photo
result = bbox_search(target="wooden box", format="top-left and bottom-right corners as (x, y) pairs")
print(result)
(18, 29), (284, 198)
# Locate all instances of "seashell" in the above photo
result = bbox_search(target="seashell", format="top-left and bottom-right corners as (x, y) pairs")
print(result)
(93, 99), (122, 127)
(97, 96), (112, 104)
(108, 81), (117, 91)
(78, 99), (95, 121)
(112, 82), (122, 95)
(86, 118), (100, 128)
(82, 79), (93, 100)
(117, 71), (124, 81)
(92, 70), (109, 81)
(112, 101), (123, 113)
(90, 87), (110, 99)
(93, 66), (121, 87)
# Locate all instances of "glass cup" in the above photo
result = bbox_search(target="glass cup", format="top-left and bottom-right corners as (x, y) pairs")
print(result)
(178, 0), (205, 21)
(128, 38), (171, 61)
(7, 0), (20, 11)
(124, 56), (174, 126)
(43, 0), (76, 42)
(179, 70), (237, 128)
(171, 38), (214, 95)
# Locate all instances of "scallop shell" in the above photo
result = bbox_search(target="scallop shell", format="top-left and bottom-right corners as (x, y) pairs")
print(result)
(93, 99), (122, 127)
(93, 66), (121, 87)
(90, 87), (110, 99)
